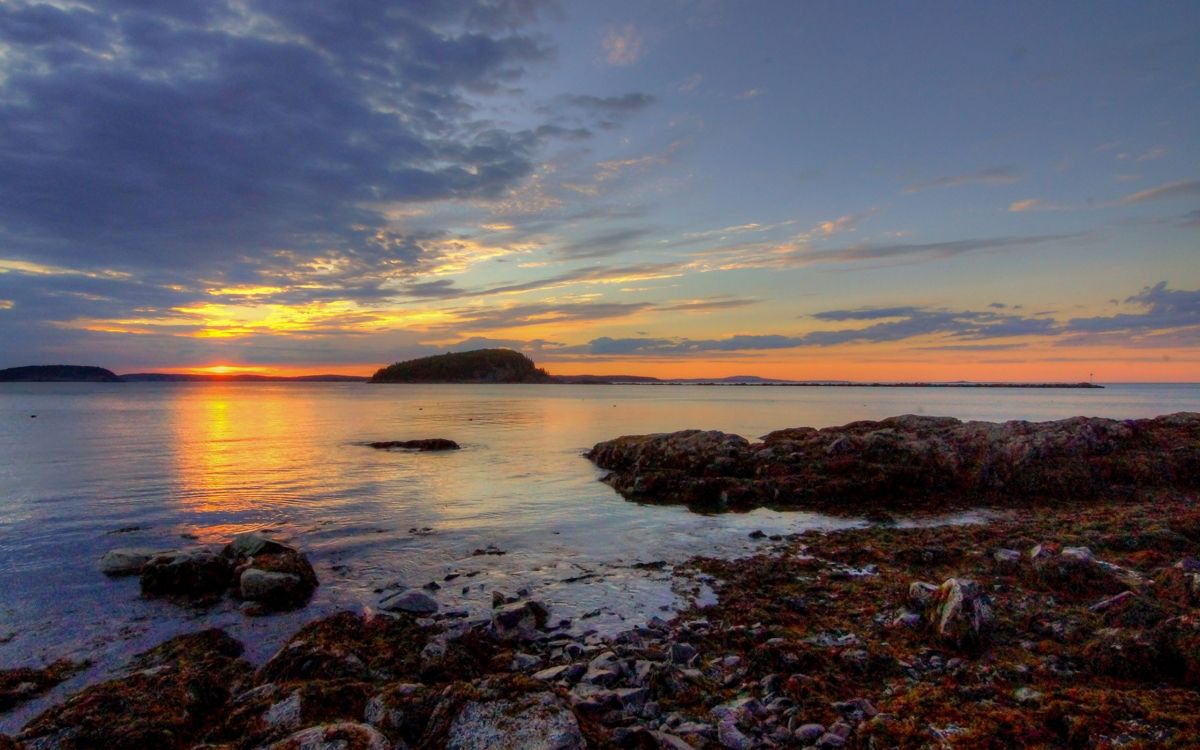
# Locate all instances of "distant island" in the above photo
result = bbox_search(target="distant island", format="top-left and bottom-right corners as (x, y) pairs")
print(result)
(370, 348), (552, 384)
(0, 352), (1103, 388)
(0, 365), (122, 382)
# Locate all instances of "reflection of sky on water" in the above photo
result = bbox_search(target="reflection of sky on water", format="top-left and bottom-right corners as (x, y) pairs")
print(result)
(1, 382), (1197, 730)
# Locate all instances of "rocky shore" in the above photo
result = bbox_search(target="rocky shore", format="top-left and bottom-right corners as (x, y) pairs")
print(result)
(3, 415), (1200, 748)
(587, 413), (1200, 513)
(3, 492), (1199, 748)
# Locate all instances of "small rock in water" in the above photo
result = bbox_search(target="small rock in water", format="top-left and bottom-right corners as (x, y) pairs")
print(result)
(366, 438), (460, 451)
(380, 589), (439, 615)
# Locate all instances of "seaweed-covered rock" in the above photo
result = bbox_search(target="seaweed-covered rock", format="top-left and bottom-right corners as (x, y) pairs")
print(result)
(259, 721), (390, 750)
(926, 578), (994, 649)
(205, 679), (374, 748)
(0, 659), (88, 712)
(587, 413), (1200, 513)
(258, 612), (425, 685)
(363, 683), (439, 746)
(18, 630), (251, 750)
(140, 548), (232, 603)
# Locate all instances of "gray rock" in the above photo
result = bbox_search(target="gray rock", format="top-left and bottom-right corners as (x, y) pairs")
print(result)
(670, 642), (698, 665)
(795, 723), (825, 742)
(240, 569), (302, 602)
(223, 532), (293, 561)
(380, 589), (438, 615)
(260, 721), (391, 750)
(1013, 687), (1043, 705)
(927, 578), (995, 648)
(716, 717), (753, 749)
(652, 731), (698, 750)
(908, 581), (939, 609)
(140, 548), (231, 600)
(99, 547), (168, 577)
(992, 548), (1021, 568)
(447, 691), (583, 750)
(532, 665), (573, 682)
(492, 600), (549, 641)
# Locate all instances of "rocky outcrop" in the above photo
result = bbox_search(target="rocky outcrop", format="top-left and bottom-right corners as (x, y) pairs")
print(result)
(224, 534), (318, 613)
(587, 412), (1200, 513)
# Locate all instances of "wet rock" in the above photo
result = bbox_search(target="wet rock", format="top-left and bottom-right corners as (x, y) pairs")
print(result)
(222, 533), (294, 561)
(99, 547), (170, 577)
(380, 590), (439, 615)
(926, 578), (994, 649)
(209, 679), (374, 748)
(431, 681), (583, 750)
(795, 723), (826, 742)
(260, 721), (391, 750)
(492, 600), (549, 641)
(716, 717), (752, 749)
(0, 659), (89, 712)
(223, 536), (319, 612)
(238, 570), (306, 610)
(18, 629), (251, 750)
(363, 682), (438, 746)
(258, 612), (425, 684)
(140, 548), (232, 602)
(365, 439), (460, 451)
(587, 413), (1200, 513)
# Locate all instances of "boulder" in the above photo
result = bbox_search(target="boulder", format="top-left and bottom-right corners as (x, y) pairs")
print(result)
(258, 612), (426, 685)
(140, 548), (232, 602)
(444, 690), (583, 750)
(99, 547), (171, 577)
(380, 590), (438, 615)
(926, 578), (994, 649)
(492, 601), (550, 641)
(260, 721), (391, 750)
(0, 659), (88, 712)
(222, 532), (295, 560)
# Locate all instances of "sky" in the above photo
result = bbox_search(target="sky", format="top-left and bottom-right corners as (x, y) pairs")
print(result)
(0, 0), (1197, 381)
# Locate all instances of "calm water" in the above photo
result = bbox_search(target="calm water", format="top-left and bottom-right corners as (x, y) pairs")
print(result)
(1, 382), (1198, 729)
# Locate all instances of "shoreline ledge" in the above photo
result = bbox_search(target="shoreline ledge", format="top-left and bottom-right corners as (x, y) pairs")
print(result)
(586, 412), (1200, 514)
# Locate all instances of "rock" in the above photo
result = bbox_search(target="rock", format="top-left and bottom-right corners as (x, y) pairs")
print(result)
(0, 659), (89, 712)
(716, 717), (753, 749)
(258, 612), (426, 684)
(260, 721), (391, 750)
(365, 439), (460, 451)
(927, 578), (994, 649)
(652, 731), (699, 750)
(795, 723), (826, 742)
(492, 600), (549, 641)
(364, 683), (439, 746)
(1083, 627), (1163, 680)
(222, 532), (294, 560)
(443, 689), (583, 750)
(1089, 590), (1135, 613)
(670, 642), (698, 665)
(209, 680), (374, 747)
(992, 548), (1021, 569)
(1013, 687), (1043, 705)
(140, 548), (232, 602)
(99, 547), (170, 577)
(586, 413), (1200, 513)
(18, 629), (251, 750)
(380, 590), (439, 615)
(908, 581), (939, 609)
(239, 569), (305, 608)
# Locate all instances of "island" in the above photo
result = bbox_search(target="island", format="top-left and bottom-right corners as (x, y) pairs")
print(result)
(0, 365), (122, 382)
(369, 348), (553, 384)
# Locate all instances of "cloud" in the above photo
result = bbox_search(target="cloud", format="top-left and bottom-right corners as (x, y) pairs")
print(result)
(561, 92), (656, 117)
(0, 0), (555, 277)
(708, 232), (1078, 271)
(602, 24), (643, 66)
(657, 297), (757, 313)
(904, 167), (1019, 194)
(555, 227), (654, 259)
(736, 88), (765, 100)
(1063, 282), (1199, 335)
(1118, 180), (1200, 204)
(678, 73), (703, 92)
(446, 300), (654, 330)
(1009, 198), (1049, 212)
(1183, 209), (1200, 228)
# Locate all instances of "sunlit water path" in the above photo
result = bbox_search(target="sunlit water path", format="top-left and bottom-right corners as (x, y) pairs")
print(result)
(1, 382), (1198, 730)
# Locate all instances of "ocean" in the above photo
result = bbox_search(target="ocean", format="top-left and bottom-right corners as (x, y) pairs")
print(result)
(1, 381), (1198, 729)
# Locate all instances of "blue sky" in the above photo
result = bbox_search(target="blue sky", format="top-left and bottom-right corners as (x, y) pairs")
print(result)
(0, 1), (1197, 379)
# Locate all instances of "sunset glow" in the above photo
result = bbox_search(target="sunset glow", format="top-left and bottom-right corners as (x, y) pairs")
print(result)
(0, 2), (1195, 381)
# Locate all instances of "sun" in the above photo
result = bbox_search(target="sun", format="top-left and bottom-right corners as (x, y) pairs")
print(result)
(194, 365), (268, 375)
